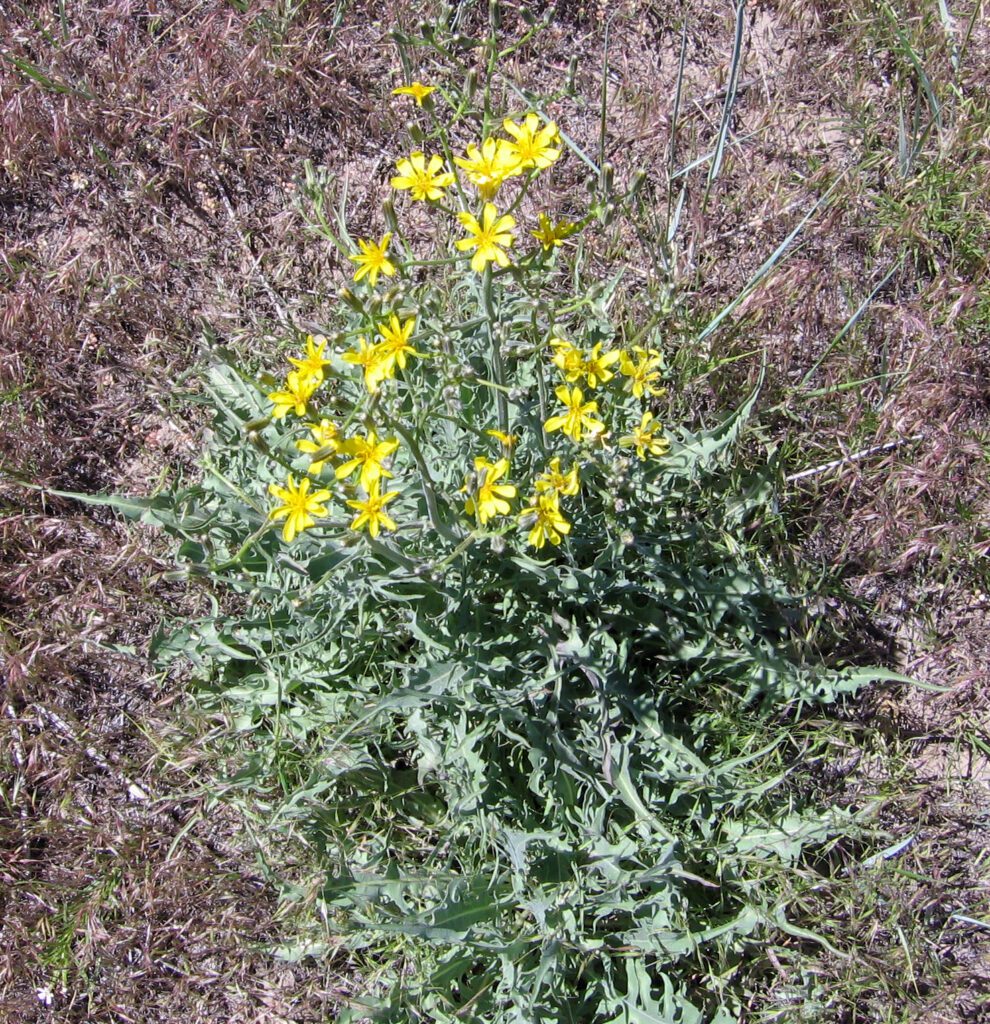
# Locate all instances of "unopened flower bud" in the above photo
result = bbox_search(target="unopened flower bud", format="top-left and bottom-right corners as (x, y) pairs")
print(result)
(566, 56), (578, 91)
(340, 286), (364, 312)
(382, 198), (398, 234)
(490, 535), (505, 554)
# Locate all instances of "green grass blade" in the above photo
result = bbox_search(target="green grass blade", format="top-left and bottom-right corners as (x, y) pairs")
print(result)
(668, 18), (689, 183)
(879, 1), (942, 132)
(800, 261), (901, 387)
(936, 0), (960, 71)
(698, 175), (844, 343)
(704, 0), (746, 203)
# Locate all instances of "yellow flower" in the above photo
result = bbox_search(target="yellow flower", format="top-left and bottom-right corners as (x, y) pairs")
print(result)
(342, 336), (393, 394)
(502, 113), (561, 171)
(391, 151), (455, 201)
(376, 314), (422, 371)
(531, 213), (577, 250)
(287, 334), (332, 384)
(534, 457), (580, 498)
(268, 473), (331, 543)
(550, 337), (585, 382)
(346, 479), (400, 538)
(583, 342), (621, 389)
(454, 138), (520, 200)
(543, 385), (606, 443)
(485, 428), (518, 455)
(391, 81), (435, 106)
(519, 492), (571, 550)
(455, 203), (515, 273)
(550, 338), (618, 388)
(268, 370), (318, 419)
(296, 419), (341, 475)
(335, 430), (399, 492)
(461, 456), (516, 526)
(619, 346), (666, 399)
(619, 411), (670, 460)
(349, 233), (396, 287)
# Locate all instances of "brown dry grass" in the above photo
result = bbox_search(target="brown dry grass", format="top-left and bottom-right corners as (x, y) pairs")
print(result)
(2, 0), (989, 1020)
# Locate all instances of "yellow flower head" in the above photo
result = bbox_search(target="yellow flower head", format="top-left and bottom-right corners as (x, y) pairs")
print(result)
(583, 342), (621, 389)
(543, 385), (606, 444)
(391, 81), (435, 107)
(550, 337), (585, 382)
(549, 338), (618, 388)
(531, 213), (577, 250)
(534, 457), (580, 498)
(455, 203), (515, 274)
(287, 334), (332, 384)
(519, 491), (571, 550)
(342, 336), (393, 394)
(454, 137), (520, 200)
(619, 346), (666, 399)
(268, 370), (318, 420)
(391, 151), (455, 202)
(296, 419), (341, 475)
(335, 430), (399, 492)
(346, 479), (400, 538)
(485, 428), (519, 455)
(619, 411), (670, 461)
(268, 473), (331, 543)
(376, 314), (422, 371)
(349, 233), (396, 288)
(461, 456), (516, 526)
(502, 113), (561, 171)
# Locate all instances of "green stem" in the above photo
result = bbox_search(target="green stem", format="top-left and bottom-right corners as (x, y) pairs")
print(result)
(482, 266), (509, 434)
(209, 522), (271, 572)
(534, 313), (549, 452)
(429, 111), (470, 211)
(482, 25), (498, 137)
(383, 413), (450, 539)
(433, 530), (480, 572)
(366, 535), (417, 572)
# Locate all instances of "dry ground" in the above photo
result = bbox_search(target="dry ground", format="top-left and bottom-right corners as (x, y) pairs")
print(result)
(2, 1), (989, 1021)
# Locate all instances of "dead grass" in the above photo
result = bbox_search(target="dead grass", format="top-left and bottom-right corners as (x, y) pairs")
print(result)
(2, 0), (989, 1020)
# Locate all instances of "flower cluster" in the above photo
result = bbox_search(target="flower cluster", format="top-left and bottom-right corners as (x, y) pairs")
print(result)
(265, 332), (406, 542)
(261, 87), (670, 551)
(542, 336), (670, 463)
(388, 111), (564, 277)
(342, 314), (422, 394)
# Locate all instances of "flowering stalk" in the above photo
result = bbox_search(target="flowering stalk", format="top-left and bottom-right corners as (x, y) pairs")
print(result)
(482, 265), (509, 435)
(383, 413), (450, 538)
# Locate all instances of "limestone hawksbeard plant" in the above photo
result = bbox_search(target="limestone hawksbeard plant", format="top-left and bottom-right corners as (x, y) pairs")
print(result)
(144, 29), (882, 1024)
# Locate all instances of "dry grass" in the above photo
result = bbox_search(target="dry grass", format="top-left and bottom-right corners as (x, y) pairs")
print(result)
(2, 0), (989, 1019)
